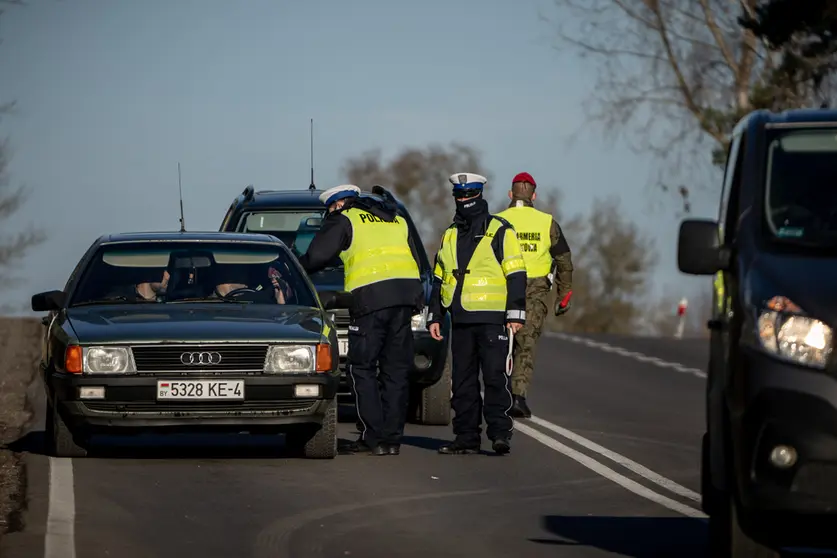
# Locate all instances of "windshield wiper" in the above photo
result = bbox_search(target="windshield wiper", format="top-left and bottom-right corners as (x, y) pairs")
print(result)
(165, 297), (251, 304)
(71, 296), (157, 307)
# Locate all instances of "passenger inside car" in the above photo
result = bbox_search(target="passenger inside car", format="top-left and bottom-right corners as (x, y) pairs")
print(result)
(136, 269), (169, 300)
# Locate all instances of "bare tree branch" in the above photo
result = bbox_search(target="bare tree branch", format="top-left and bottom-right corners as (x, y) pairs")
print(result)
(0, 1), (46, 289)
(547, 0), (835, 205)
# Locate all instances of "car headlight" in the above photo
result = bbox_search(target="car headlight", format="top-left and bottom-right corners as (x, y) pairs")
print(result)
(411, 306), (428, 331)
(82, 346), (135, 374)
(757, 299), (833, 368)
(264, 345), (315, 374)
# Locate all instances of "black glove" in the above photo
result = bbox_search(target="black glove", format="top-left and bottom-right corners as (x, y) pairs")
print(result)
(555, 291), (572, 316)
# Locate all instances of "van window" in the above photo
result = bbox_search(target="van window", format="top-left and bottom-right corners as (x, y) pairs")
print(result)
(764, 128), (837, 246)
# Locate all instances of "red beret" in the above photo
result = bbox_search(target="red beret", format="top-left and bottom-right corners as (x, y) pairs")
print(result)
(512, 172), (536, 187)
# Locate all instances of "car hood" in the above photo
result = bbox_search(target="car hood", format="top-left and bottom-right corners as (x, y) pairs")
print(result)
(66, 304), (325, 344)
(747, 251), (837, 324)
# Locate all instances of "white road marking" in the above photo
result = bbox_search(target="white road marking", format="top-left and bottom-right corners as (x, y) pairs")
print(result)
(44, 457), (75, 558)
(515, 421), (706, 518)
(544, 331), (707, 378)
(527, 415), (701, 502)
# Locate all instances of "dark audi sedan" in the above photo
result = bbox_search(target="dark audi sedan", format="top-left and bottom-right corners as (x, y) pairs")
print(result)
(31, 231), (342, 459)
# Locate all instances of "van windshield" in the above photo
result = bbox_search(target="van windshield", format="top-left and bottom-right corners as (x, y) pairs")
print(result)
(765, 128), (837, 246)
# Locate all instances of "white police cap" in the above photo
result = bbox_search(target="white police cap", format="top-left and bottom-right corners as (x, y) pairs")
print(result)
(448, 173), (487, 191)
(319, 184), (361, 206)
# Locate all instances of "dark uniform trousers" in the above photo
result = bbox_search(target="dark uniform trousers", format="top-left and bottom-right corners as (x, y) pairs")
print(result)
(347, 305), (414, 447)
(450, 322), (514, 447)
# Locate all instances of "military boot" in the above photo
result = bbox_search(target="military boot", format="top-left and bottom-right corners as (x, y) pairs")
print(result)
(510, 395), (532, 418)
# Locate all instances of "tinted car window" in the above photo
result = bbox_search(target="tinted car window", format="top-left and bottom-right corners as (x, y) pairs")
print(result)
(765, 128), (837, 245)
(71, 241), (318, 307)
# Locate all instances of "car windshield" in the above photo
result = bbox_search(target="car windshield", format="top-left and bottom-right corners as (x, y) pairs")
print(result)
(765, 127), (837, 246)
(70, 241), (318, 307)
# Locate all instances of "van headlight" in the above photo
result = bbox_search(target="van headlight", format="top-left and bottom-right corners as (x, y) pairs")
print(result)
(83, 346), (135, 374)
(411, 306), (428, 331)
(757, 299), (833, 368)
(264, 345), (314, 374)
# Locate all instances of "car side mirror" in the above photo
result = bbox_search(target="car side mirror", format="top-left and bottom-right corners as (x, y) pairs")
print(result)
(677, 219), (727, 275)
(319, 290), (353, 310)
(32, 290), (66, 312)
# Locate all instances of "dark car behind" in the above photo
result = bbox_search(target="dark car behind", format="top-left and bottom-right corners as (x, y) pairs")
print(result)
(218, 185), (453, 426)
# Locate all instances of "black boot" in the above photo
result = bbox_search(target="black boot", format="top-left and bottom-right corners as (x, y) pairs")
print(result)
(386, 444), (400, 455)
(510, 395), (532, 418)
(492, 437), (511, 455)
(345, 439), (387, 456)
(438, 440), (480, 455)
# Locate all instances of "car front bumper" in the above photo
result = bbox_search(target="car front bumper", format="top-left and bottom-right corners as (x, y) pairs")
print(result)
(49, 372), (339, 433)
(734, 347), (837, 518)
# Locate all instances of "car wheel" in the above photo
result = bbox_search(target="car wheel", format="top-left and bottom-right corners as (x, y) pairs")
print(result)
(45, 400), (87, 458)
(730, 498), (780, 558)
(289, 397), (338, 459)
(701, 432), (720, 515)
(416, 347), (452, 426)
(708, 490), (780, 558)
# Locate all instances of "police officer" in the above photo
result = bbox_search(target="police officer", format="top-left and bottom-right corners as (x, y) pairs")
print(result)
(298, 184), (424, 456)
(427, 173), (527, 455)
(496, 172), (573, 418)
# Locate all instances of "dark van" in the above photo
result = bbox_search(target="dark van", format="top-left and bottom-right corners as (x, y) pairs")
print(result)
(678, 108), (837, 556)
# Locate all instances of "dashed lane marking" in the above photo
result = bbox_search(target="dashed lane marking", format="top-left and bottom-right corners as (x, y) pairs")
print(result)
(544, 332), (707, 379)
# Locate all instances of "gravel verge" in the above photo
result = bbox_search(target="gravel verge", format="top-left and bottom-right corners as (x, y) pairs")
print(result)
(0, 317), (42, 546)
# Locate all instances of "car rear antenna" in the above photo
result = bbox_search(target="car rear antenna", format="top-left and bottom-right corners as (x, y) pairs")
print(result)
(308, 118), (316, 191)
(177, 162), (186, 232)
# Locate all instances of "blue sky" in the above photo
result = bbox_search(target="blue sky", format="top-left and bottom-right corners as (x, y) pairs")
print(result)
(0, 0), (717, 315)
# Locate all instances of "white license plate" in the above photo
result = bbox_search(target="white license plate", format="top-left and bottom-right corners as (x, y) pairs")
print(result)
(156, 380), (244, 400)
(338, 339), (348, 356)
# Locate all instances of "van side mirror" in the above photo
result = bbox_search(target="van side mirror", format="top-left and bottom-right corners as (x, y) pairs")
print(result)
(677, 219), (726, 275)
(32, 290), (66, 312)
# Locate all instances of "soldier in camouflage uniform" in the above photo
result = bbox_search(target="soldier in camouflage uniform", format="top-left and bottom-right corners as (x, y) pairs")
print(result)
(496, 172), (573, 418)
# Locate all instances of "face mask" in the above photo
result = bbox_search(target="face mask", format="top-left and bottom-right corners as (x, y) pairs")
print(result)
(454, 194), (487, 221)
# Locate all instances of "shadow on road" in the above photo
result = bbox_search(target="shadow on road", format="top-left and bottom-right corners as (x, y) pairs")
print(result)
(531, 515), (708, 557)
(5, 429), (364, 460)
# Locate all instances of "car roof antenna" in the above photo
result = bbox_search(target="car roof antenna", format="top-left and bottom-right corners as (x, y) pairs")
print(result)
(308, 118), (316, 191)
(178, 162), (186, 232)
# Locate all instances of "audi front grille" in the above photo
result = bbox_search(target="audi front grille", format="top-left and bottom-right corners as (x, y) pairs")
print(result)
(131, 344), (269, 373)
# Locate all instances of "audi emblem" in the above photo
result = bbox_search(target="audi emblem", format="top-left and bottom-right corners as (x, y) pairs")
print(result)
(180, 352), (223, 365)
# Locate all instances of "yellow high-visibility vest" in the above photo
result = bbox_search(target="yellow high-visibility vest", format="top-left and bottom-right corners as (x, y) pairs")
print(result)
(339, 208), (420, 292)
(434, 217), (525, 312)
(496, 205), (554, 278)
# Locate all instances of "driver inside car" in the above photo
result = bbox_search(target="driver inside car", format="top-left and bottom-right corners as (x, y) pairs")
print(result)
(210, 264), (286, 304)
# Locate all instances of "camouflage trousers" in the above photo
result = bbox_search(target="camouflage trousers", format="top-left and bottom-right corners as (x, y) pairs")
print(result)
(511, 277), (551, 397)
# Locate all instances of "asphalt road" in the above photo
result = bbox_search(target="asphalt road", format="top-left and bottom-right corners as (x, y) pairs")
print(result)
(1, 331), (829, 557)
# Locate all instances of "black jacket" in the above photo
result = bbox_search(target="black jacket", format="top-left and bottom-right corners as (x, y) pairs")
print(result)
(428, 202), (527, 327)
(298, 197), (424, 318)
